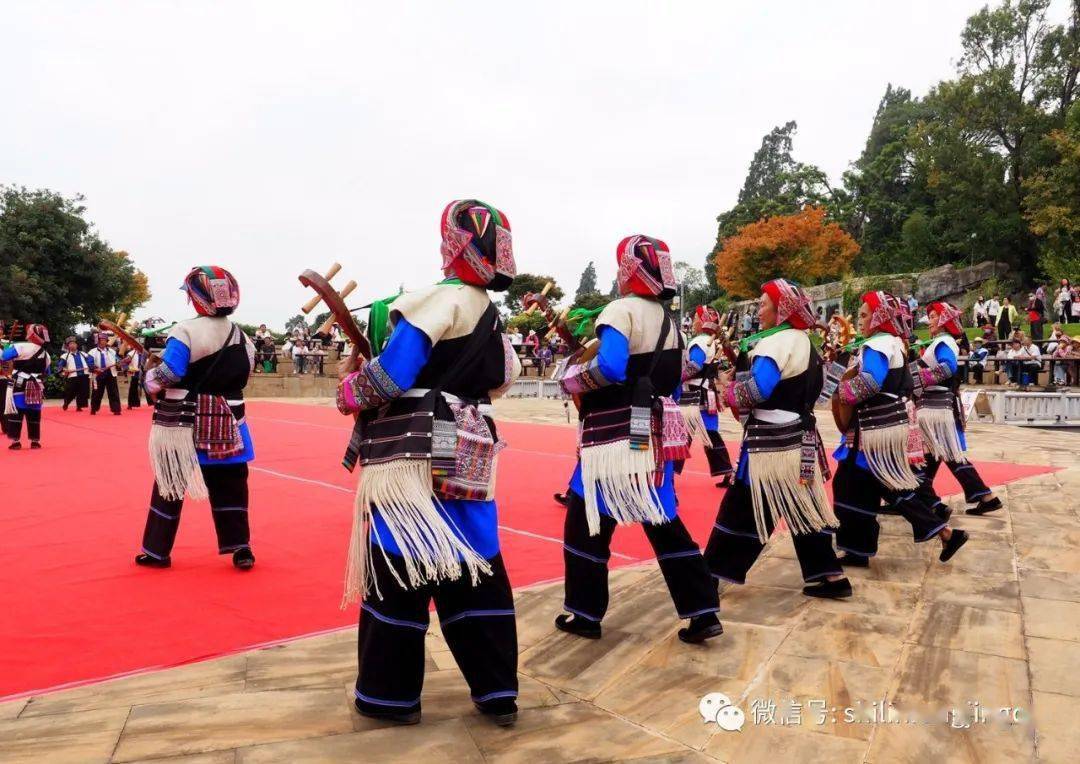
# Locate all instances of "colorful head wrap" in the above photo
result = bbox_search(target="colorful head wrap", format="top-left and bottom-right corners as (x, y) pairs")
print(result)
(182, 266), (240, 317)
(616, 235), (676, 299)
(862, 291), (906, 337)
(25, 324), (49, 345)
(440, 199), (515, 291)
(761, 279), (816, 330)
(694, 305), (721, 334)
(928, 301), (963, 337)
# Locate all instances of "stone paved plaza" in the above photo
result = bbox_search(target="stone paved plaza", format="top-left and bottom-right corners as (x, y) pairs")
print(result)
(2, 400), (1078, 763)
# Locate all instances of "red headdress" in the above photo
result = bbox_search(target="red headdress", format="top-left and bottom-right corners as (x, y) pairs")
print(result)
(182, 266), (240, 317)
(694, 305), (721, 334)
(440, 199), (515, 291)
(616, 235), (676, 299)
(928, 301), (963, 337)
(862, 291), (906, 337)
(761, 279), (816, 330)
(25, 323), (49, 345)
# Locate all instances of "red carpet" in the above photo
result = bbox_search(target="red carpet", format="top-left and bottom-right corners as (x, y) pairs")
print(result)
(0, 401), (1056, 700)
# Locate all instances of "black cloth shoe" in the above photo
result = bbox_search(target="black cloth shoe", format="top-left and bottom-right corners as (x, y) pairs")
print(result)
(940, 529), (969, 562)
(62, 403), (69, 411)
(353, 699), (421, 725)
(966, 497), (1002, 516)
(838, 553), (870, 568)
(476, 698), (518, 727)
(29, 442), (41, 449)
(715, 475), (734, 488)
(233, 548), (255, 570)
(803, 577), (853, 599)
(8, 442), (21, 450)
(135, 553), (171, 568)
(555, 613), (601, 639)
(553, 492), (569, 507)
(678, 613), (723, 644)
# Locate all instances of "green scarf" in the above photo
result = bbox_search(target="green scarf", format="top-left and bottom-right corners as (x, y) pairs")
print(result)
(367, 278), (464, 354)
(565, 305), (607, 339)
(738, 323), (791, 354)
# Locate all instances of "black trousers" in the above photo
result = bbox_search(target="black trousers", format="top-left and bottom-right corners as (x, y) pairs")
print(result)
(916, 456), (992, 508)
(562, 492), (719, 622)
(140, 463), (250, 560)
(833, 460), (946, 558)
(91, 374), (121, 414)
(704, 429), (734, 477)
(704, 480), (842, 584)
(7, 407), (41, 443)
(355, 550), (517, 716)
(128, 372), (143, 408)
(63, 376), (90, 410)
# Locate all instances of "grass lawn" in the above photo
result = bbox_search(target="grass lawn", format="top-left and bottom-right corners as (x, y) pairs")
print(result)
(913, 322), (1080, 341)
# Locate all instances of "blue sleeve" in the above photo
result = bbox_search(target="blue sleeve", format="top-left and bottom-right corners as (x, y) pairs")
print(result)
(750, 356), (782, 400)
(934, 342), (958, 375)
(377, 318), (433, 391)
(596, 325), (629, 384)
(862, 347), (889, 386)
(688, 345), (707, 366)
(2, 346), (17, 362)
(161, 338), (192, 379)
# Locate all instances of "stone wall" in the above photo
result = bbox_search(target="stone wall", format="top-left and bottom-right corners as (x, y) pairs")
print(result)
(728, 260), (1009, 311)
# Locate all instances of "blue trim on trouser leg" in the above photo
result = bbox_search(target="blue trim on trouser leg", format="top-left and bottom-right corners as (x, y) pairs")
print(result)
(440, 609), (516, 627)
(917, 522), (948, 542)
(713, 522), (761, 540)
(563, 605), (602, 622)
(140, 546), (167, 560)
(804, 569), (844, 581)
(361, 602), (429, 631)
(150, 506), (177, 520)
(472, 690), (518, 703)
(656, 549), (702, 561)
(563, 544), (609, 564)
(354, 688), (420, 709)
(678, 606), (720, 619)
(835, 500), (879, 517)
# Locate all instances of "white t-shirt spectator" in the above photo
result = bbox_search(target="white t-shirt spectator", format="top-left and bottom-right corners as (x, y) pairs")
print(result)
(986, 299), (1001, 320)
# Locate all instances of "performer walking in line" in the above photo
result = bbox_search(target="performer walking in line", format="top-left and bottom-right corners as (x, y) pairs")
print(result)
(703, 280), (848, 598)
(912, 301), (1003, 517)
(3, 323), (50, 450)
(335, 200), (521, 726)
(555, 235), (722, 644)
(681, 305), (735, 487)
(136, 266), (256, 571)
(832, 292), (969, 568)
(88, 332), (122, 415)
(57, 336), (92, 411)
(124, 344), (147, 409)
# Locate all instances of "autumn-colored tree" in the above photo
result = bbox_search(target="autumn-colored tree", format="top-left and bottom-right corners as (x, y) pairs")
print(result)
(714, 206), (859, 298)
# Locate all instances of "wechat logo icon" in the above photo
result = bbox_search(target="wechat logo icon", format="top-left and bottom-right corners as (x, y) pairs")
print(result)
(699, 692), (745, 732)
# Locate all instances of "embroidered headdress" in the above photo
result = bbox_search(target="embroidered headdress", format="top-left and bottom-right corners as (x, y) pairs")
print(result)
(928, 301), (963, 337)
(616, 235), (676, 299)
(182, 266), (240, 317)
(761, 279), (816, 330)
(25, 324), (49, 345)
(862, 291), (906, 337)
(694, 305), (721, 334)
(440, 199), (515, 291)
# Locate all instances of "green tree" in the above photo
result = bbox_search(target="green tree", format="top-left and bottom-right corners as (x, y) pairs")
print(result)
(1025, 101), (1080, 280)
(0, 187), (143, 341)
(575, 261), (598, 299)
(503, 273), (564, 313)
(707, 122), (844, 286)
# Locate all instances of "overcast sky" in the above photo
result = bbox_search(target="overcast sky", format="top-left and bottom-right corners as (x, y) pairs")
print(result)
(3, 1), (1070, 328)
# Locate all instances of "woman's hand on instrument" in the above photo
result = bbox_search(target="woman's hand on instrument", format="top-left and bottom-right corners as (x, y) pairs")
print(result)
(338, 345), (361, 379)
